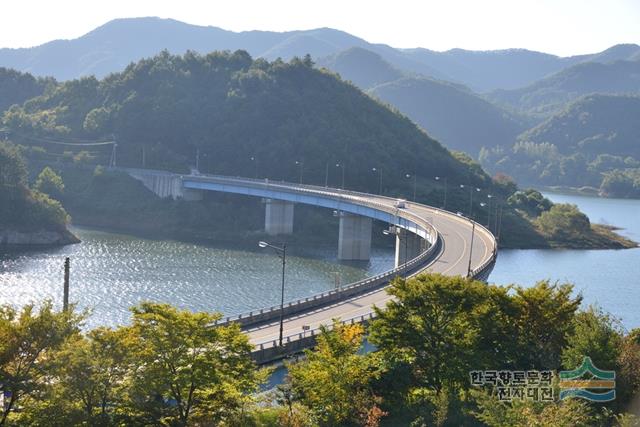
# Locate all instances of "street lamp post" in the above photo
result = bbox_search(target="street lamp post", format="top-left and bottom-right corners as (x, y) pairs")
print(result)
(324, 162), (329, 187)
(486, 194), (493, 229)
(336, 163), (345, 189)
(435, 176), (447, 210)
(250, 156), (258, 178)
(460, 184), (480, 218)
(480, 201), (491, 228)
(456, 213), (476, 278)
(295, 160), (303, 184)
(406, 173), (417, 201)
(372, 167), (383, 195)
(258, 241), (287, 347)
(467, 220), (476, 278)
(496, 203), (503, 243)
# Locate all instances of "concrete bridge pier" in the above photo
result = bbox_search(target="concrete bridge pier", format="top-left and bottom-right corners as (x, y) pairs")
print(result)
(264, 199), (294, 235)
(338, 212), (372, 261)
(395, 228), (426, 267)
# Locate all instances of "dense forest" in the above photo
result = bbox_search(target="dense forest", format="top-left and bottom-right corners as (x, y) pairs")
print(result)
(480, 94), (640, 198)
(2, 18), (640, 200)
(2, 50), (487, 191)
(488, 59), (640, 117)
(0, 51), (634, 249)
(0, 141), (76, 245)
(0, 68), (53, 113)
(2, 274), (639, 426)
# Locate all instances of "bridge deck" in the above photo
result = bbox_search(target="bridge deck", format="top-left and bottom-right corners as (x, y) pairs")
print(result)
(123, 169), (496, 361)
(244, 192), (495, 349)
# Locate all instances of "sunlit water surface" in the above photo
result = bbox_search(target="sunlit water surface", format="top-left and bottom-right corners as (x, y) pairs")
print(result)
(2, 192), (638, 330)
(0, 227), (394, 329)
(490, 192), (640, 329)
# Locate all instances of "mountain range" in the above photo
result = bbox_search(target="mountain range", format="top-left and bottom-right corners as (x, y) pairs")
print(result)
(3, 17), (639, 92)
(1, 17), (639, 196)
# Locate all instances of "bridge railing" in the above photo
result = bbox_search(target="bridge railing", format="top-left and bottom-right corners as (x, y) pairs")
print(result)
(193, 174), (449, 328)
(251, 311), (379, 364)
(215, 236), (442, 329)
(122, 169), (497, 334)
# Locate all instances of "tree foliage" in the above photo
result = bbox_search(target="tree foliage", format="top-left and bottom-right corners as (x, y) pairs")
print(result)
(2, 50), (490, 195)
(481, 94), (640, 198)
(124, 302), (263, 426)
(0, 301), (84, 426)
(34, 166), (64, 199)
(535, 203), (591, 241)
(286, 321), (384, 427)
(369, 274), (517, 394)
(0, 141), (70, 231)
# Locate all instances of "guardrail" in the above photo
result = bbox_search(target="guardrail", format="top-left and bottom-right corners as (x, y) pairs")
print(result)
(119, 168), (498, 354)
(251, 311), (378, 364)
(216, 236), (442, 329)
(192, 174), (444, 329)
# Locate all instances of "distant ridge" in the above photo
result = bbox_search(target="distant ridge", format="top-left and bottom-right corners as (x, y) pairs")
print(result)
(1, 17), (638, 91)
(318, 47), (529, 155)
(488, 59), (640, 116)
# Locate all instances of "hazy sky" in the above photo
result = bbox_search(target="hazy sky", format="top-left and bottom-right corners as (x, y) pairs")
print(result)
(1, 0), (639, 56)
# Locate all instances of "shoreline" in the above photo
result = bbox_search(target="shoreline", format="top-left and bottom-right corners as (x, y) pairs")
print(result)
(538, 185), (640, 201)
(0, 227), (80, 251)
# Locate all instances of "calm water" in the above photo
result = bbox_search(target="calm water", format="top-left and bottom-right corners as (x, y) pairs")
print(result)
(1, 193), (638, 330)
(490, 192), (640, 329)
(0, 228), (394, 329)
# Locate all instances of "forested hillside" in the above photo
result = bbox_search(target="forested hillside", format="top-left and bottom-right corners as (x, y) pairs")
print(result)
(318, 47), (530, 156)
(480, 94), (640, 197)
(488, 59), (640, 117)
(0, 67), (53, 113)
(3, 17), (638, 93)
(2, 50), (489, 192)
(0, 141), (77, 245)
(2, 51), (632, 248)
(317, 47), (405, 89)
(369, 77), (529, 156)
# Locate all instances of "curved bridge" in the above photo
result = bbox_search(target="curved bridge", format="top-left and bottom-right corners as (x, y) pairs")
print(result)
(122, 168), (497, 363)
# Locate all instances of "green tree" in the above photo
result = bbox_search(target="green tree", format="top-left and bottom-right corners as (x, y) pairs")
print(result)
(0, 301), (84, 426)
(561, 306), (622, 372)
(370, 275), (516, 393)
(507, 189), (552, 217)
(83, 107), (111, 134)
(124, 302), (263, 426)
(512, 281), (581, 370)
(617, 329), (640, 407)
(49, 326), (135, 424)
(34, 166), (64, 199)
(0, 141), (27, 192)
(287, 321), (384, 427)
(473, 390), (599, 427)
(535, 204), (591, 241)
(0, 141), (71, 231)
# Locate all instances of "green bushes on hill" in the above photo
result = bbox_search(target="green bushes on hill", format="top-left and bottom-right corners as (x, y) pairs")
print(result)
(0, 141), (70, 233)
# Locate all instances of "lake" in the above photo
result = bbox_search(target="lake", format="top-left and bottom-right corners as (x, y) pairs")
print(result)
(1, 192), (638, 330)
(490, 192), (640, 330)
(0, 228), (394, 330)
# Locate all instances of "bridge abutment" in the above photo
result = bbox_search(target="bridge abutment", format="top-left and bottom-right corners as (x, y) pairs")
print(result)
(264, 199), (294, 235)
(395, 228), (427, 267)
(338, 212), (372, 261)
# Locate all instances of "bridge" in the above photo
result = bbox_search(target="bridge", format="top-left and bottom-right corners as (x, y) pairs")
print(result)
(121, 168), (497, 363)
